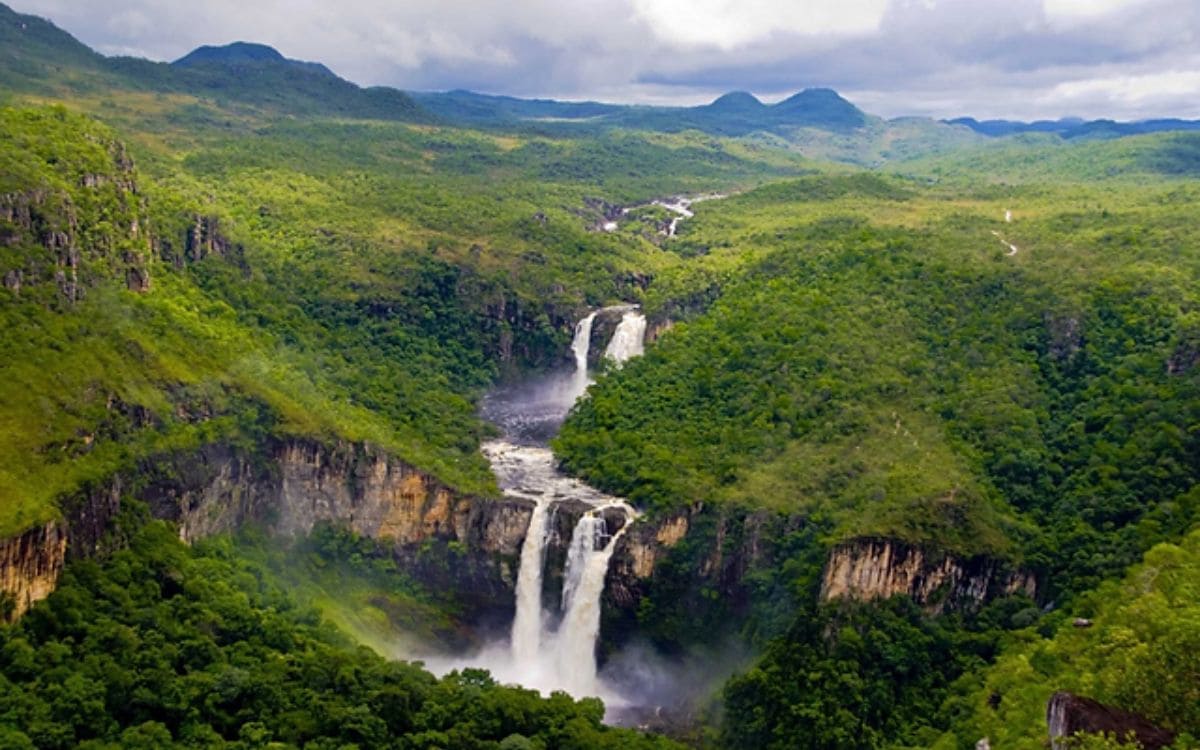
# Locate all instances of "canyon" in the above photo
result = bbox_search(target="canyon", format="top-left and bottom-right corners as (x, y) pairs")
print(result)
(0, 306), (1037, 695)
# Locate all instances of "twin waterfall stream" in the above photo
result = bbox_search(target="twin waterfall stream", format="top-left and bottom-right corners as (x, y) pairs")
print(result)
(427, 308), (647, 707)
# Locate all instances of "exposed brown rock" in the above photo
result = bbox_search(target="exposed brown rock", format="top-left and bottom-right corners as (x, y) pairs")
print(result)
(0, 522), (67, 621)
(1047, 692), (1176, 750)
(820, 537), (1036, 613)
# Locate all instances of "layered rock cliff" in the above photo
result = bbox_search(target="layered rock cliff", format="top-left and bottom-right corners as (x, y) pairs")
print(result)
(0, 438), (538, 622)
(820, 537), (1036, 613)
(0, 522), (67, 620)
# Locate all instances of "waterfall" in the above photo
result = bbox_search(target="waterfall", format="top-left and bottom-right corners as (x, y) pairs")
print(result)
(555, 506), (633, 697)
(569, 311), (598, 401)
(604, 310), (647, 364)
(510, 494), (553, 664)
(478, 309), (645, 699)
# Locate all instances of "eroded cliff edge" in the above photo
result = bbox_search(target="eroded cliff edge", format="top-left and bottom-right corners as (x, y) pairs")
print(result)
(820, 537), (1037, 613)
(0, 438), (537, 622)
(1, 442), (1038, 629)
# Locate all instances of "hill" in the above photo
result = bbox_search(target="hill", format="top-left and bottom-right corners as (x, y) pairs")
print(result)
(0, 3), (428, 122)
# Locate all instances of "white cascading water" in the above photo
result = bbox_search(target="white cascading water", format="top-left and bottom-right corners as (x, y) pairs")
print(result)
(555, 505), (635, 696)
(415, 304), (648, 704)
(510, 494), (552, 664)
(604, 311), (647, 363)
(570, 311), (598, 399)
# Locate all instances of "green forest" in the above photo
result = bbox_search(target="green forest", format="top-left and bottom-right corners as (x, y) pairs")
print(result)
(1, 2), (1199, 748)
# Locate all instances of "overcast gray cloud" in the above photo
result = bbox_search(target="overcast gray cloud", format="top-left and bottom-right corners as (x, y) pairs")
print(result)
(10, 0), (1200, 119)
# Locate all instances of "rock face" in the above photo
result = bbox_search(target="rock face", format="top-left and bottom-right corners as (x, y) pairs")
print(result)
(0, 132), (151, 303)
(601, 505), (798, 651)
(820, 537), (1036, 612)
(0, 522), (67, 621)
(1047, 692), (1176, 750)
(0, 438), (538, 623)
(141, 439), (536, 621)
(140, 440), (530, 552)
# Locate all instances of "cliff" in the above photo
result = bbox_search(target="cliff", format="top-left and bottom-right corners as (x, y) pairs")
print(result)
(0, 522), (67, 620)
(820, 537), (1036, 612)
(0, 438), (537, 622)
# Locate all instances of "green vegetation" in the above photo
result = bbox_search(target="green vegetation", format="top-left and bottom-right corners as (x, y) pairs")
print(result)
(936, 527), (1200, 749)
(559, 175), (1200, 594)
(3, 5), (1200, 749)
(0, 520), (680, 749)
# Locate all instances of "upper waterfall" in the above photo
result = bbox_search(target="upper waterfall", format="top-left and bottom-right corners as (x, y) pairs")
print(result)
(604, 310), (647, 364)
(573, 312), (598, 375)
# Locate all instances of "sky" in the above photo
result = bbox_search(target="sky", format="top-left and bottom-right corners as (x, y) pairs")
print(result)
(11, 0), (1200, 120)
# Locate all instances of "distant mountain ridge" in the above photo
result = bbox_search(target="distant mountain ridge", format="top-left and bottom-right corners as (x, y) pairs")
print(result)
(3, 1), (1200, 144)
(949, 116), (1200, 139)
(412, 86), (869, 135)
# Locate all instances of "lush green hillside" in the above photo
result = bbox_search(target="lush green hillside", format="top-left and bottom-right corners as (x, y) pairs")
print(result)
(892, 130), (1200, 182)
(553, 170), (1200, 746)
(0, 61), (817, 537)
(936, 527), (1200, 748)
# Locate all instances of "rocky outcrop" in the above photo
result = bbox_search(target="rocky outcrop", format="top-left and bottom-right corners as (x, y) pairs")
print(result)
(0, 475), (123, 621)
(820, 537), (1036, 613)
(0, 133), (151, 303)
(601, 505), (799, 651)
(1, 437), (540, 623)
(0, 522), (67, 621)
(137, 438), (536, 620)
(140, 440), (525, 549)
(1047, 692), (1176, 750)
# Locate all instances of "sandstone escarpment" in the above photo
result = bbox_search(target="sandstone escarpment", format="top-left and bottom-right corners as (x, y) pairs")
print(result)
(142, 438), (536, 619)
(820, 537), (1036, 612)
(1, 437), (538, 622)
(0, 522), (67, 620)
(142, 440), (532, 554)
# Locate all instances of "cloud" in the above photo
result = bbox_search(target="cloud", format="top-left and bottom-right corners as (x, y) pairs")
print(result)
(8, 0), (1200, 119)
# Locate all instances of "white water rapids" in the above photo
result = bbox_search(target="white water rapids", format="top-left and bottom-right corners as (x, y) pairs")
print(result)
(419, 306), (645, 705)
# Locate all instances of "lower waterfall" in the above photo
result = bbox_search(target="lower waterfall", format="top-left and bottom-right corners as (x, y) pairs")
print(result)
(555, 506), (635, 696)
(509, 494), (552, 665)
